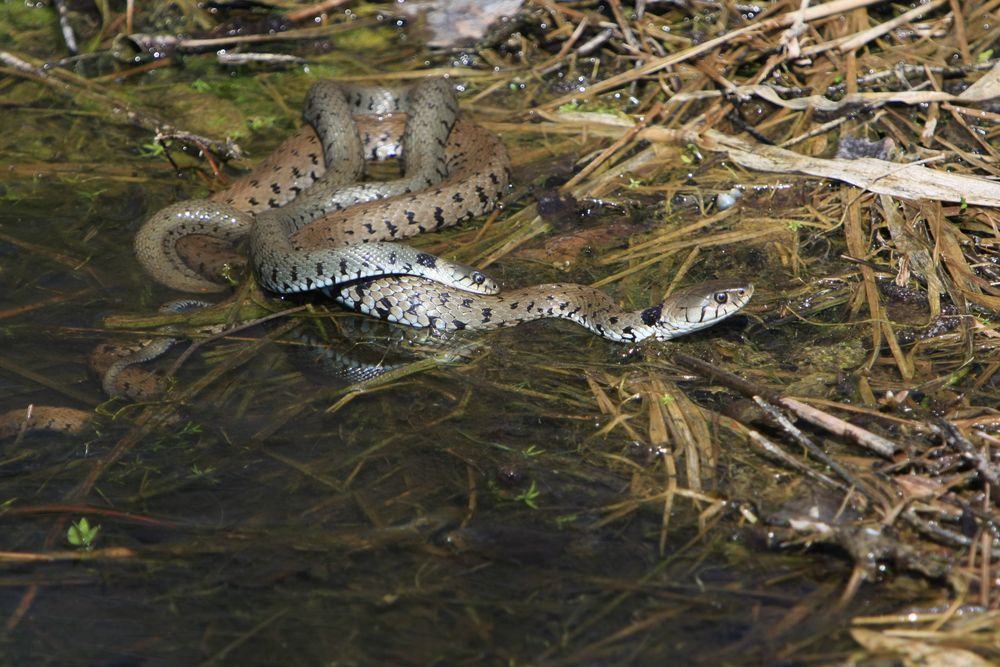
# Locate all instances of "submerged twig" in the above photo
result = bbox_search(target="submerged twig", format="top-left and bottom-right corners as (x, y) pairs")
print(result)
(671, 352), (899, 458)
(50, 0), (78, 55)
(933, 419), (1000, 502)
(752, 396), (871, 493)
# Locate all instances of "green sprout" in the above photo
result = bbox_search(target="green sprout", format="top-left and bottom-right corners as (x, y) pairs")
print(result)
(220, 262), (241, 286)
(178, 421), (203, 436)
(681, 143), (703, 164)
(139, 141), (167, 158)
(247, 116), (278, 132)
(67, 517), (100, 550)
(191, 463), (216, 477)
(513, 481), (541, 509)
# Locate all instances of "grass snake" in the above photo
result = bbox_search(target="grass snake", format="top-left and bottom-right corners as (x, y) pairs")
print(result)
(136, 78), (752, 343)
(0, 80), (756, 439)
(136, 79), (502, 295)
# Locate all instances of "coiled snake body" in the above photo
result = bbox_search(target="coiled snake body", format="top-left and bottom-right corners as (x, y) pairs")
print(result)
(137, 79), (751, 342)
(136, 80), (503, 295)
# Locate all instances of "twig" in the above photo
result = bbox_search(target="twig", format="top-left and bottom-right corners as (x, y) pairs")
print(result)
(670, 352), (900, 458)
(833, 0), (948, 55)
(752, 396), (869, 493)
(217, 52), (307, 67)
(825, 59), (1000, 96)
(167, 305), (309, 378)
(51, 0), (79, 55)
(0, 357), (101, 407)
(933, 418), (1000, 501)
(902, 508), (1000, 558)
(0, 547), (136, 563)
(285, 0), (352, 23)
(947, 0), (972, 64)
(577, 28), (614, 57)
(607, 0), (642, 55)
(126, 20), (377, 55)
(9, 504), (178, 527)
(538, 0), (891, 109)
(534, 16), (590, 74)
(0, 288), (94, 321)
(746, 429), (847, 491)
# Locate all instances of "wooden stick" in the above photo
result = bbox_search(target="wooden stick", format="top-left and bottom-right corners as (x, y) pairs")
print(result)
(671, 352), (900, 458)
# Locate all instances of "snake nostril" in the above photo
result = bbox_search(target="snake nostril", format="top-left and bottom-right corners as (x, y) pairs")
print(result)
(714, 292), (729, 304)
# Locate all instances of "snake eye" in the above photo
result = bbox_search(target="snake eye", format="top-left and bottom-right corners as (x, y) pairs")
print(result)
(472, 272), (486, 285)
(714, 292), (729, 304)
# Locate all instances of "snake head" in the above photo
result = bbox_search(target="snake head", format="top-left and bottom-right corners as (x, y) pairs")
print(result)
(466, 270), (499, 295)
(654, 280), (754, 341)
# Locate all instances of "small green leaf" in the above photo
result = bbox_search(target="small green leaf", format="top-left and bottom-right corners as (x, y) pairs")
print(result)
(179, 421), (203, 436)
(68, 517), (100, 550)
(522, 445), (545, 457)
(247, 116), (278, 132)
(139, 141), (166, 158)
(191, 463), (216, 477)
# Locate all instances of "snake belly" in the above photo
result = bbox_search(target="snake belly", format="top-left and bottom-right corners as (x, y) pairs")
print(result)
(135, 80), (510, 295)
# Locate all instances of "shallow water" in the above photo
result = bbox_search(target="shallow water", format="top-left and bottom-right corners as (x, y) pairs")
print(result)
(0, 6), (948, 666)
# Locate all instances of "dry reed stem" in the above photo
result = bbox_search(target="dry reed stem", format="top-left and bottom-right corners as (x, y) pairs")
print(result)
(537, 0), (894, 109)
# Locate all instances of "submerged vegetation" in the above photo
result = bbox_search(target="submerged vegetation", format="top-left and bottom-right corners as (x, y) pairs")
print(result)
(1, 0), (1000, 664)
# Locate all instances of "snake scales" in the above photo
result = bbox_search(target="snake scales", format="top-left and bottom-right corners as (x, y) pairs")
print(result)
(136, 78), (752, 343)
(136, 79), (503, 295)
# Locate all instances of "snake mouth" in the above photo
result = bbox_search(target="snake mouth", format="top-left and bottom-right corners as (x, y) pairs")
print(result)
(715, 284), (752, 305)
(720, 283), (754, 314)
